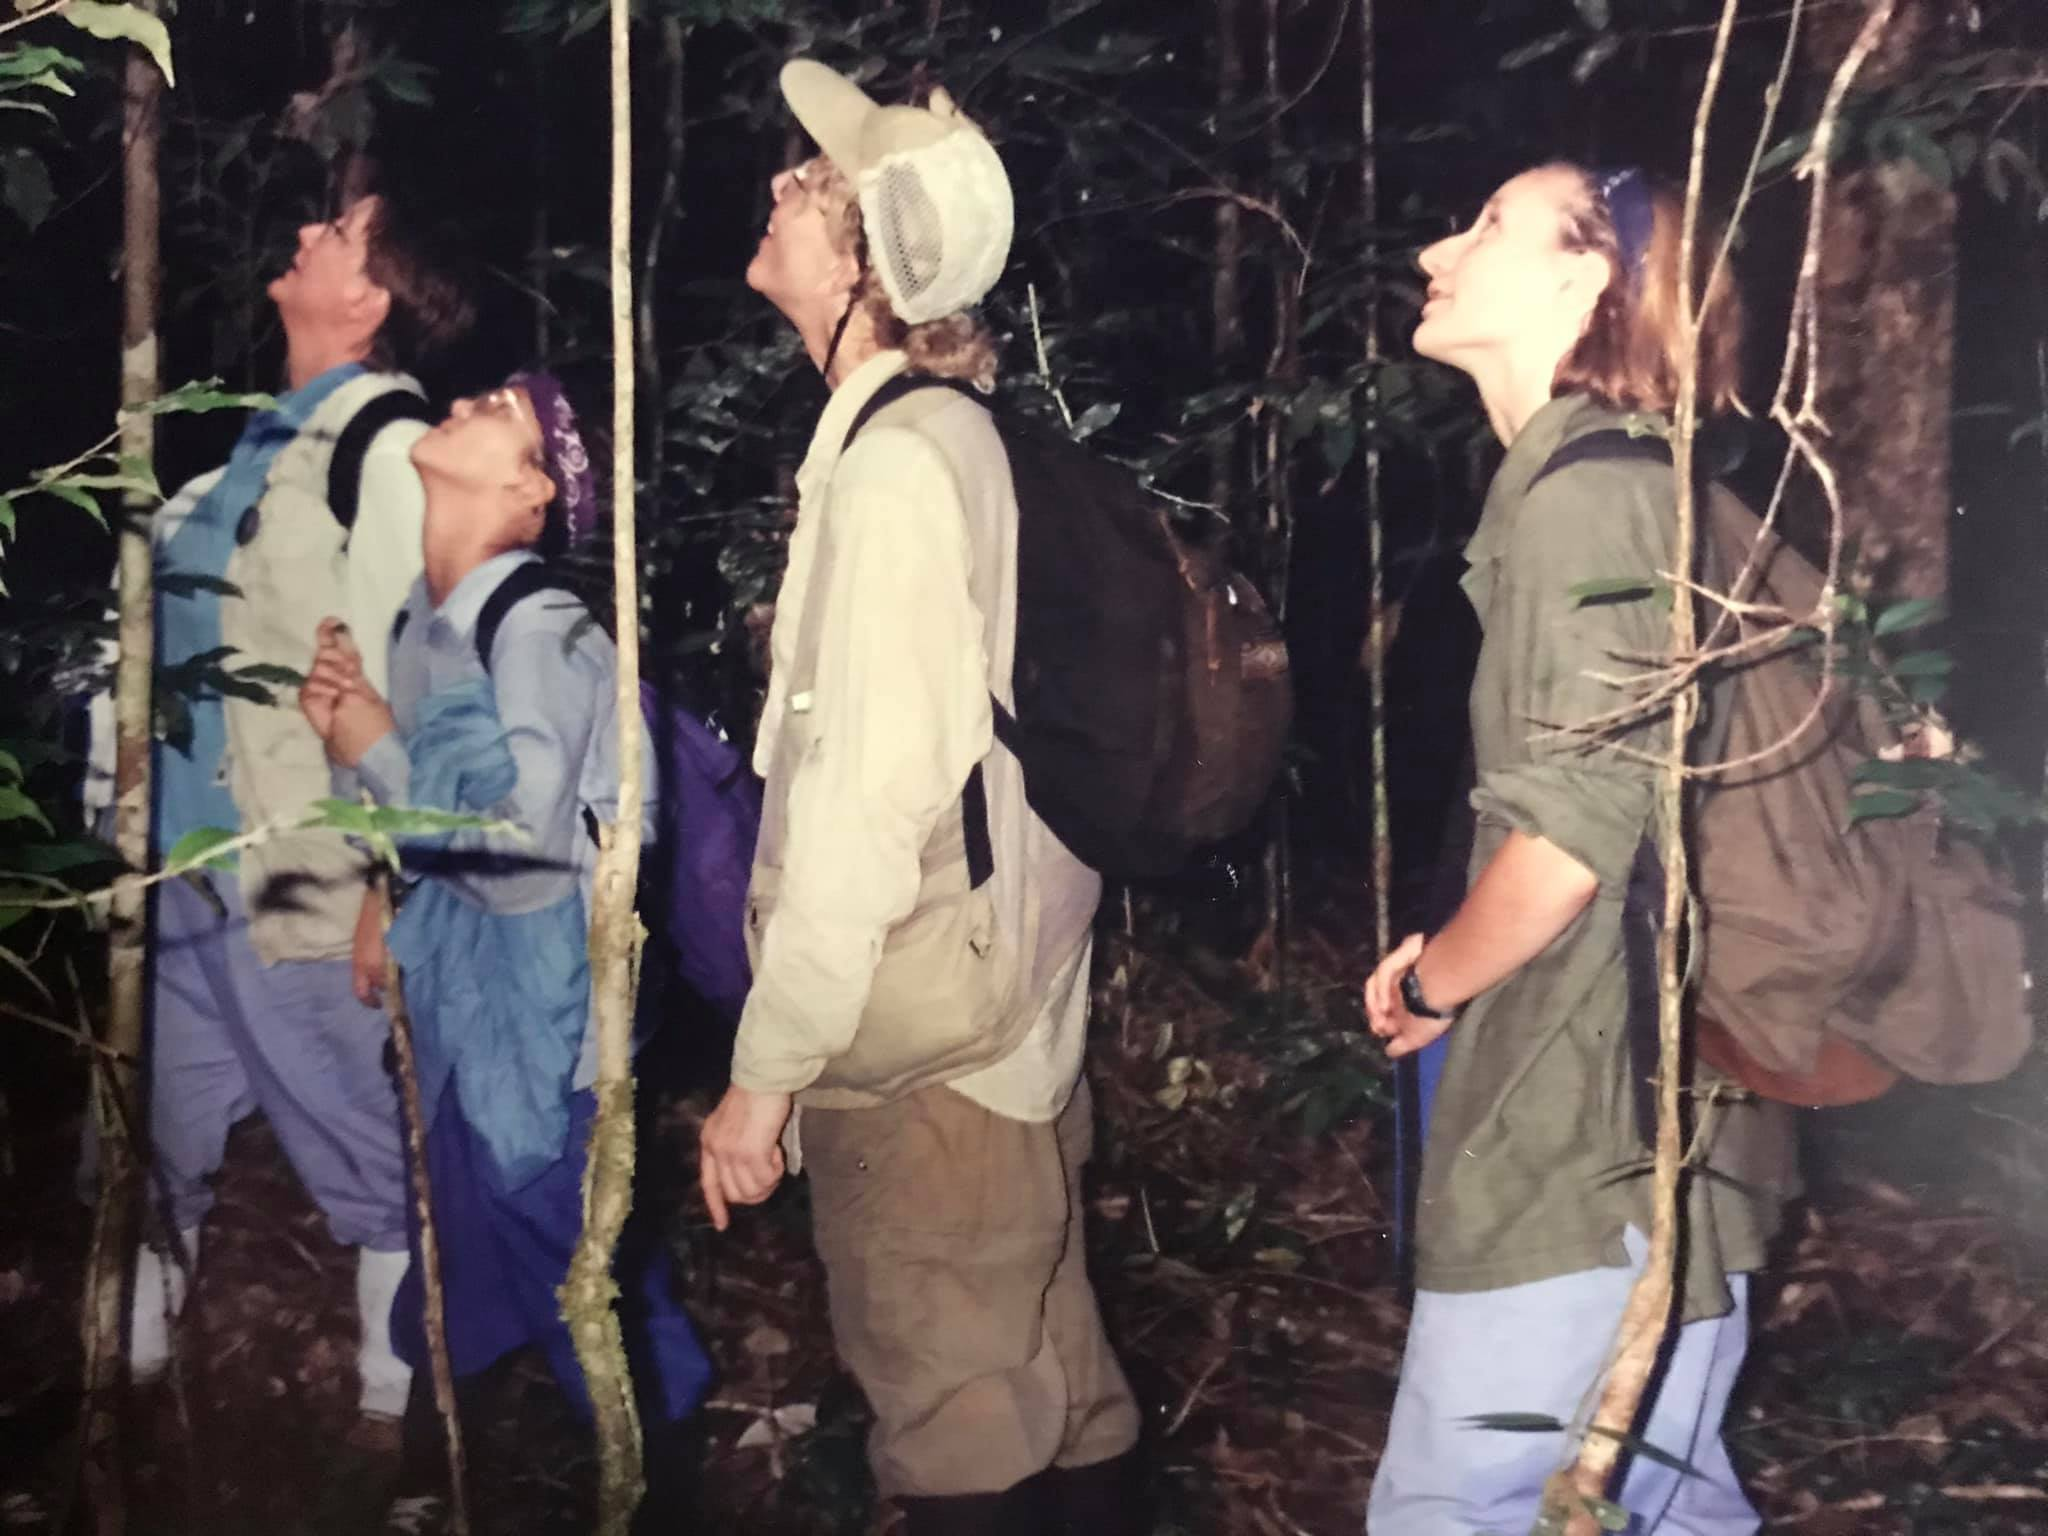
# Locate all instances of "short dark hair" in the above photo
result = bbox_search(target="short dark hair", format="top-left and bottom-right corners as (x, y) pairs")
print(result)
(361, 194), (476, 374)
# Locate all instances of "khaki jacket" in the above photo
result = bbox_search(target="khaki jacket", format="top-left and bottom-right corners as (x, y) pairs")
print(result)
(734, 352), (1099, 1118)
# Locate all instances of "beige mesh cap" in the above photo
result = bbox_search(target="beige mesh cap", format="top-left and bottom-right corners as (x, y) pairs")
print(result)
(780, 59), (1015, 326)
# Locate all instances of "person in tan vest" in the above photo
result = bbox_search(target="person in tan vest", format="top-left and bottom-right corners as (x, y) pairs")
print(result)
(697, 61), (1143, 1535)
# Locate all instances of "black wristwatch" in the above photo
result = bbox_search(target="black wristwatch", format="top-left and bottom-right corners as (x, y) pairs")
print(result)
(1400, 964), (1455, 1021)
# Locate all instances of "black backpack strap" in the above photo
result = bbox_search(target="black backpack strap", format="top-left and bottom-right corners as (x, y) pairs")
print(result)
(839, 373), (983, 456)
(472, 561), (580, 673)
(1529, 428), (1675, 489)
(329, 389), (433, 535)
(838, 372), (997, 889)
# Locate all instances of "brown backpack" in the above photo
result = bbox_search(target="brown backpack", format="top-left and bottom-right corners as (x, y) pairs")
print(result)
(1538, 432), (2031, 1106)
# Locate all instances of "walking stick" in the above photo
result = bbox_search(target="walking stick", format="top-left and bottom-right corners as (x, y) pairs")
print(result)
(376, 873), (471, 1536)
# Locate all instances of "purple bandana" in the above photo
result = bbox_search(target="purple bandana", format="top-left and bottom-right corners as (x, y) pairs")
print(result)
(1593, 166), (1655, 290)
(509, 370), (598, 547)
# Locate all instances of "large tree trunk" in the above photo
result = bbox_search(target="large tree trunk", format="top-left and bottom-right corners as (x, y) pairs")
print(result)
(559, 4), (647, 1532)
(1807, 0), (1958, 600)
(79, 18), (163, 1535)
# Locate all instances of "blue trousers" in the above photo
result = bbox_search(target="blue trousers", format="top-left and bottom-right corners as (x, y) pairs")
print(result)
(147, 877), (408, 1250)
(1367, 1227), (1759, 1535)
(391, 1086), (712, 1425)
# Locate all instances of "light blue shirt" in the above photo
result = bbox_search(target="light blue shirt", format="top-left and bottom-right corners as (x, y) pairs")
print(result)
(349, 550), (656, 1087)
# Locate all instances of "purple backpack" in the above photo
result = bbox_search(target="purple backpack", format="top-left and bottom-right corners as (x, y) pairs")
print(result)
(639, 680), (761, 1020)
(474, 564), (761, 1022)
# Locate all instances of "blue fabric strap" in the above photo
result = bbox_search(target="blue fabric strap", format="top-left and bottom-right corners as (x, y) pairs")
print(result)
(1593, 166), (1655, 291)
(154, 362), (370, 853)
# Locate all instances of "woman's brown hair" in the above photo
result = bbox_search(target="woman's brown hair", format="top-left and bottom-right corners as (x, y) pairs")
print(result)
(1550, 165), (1744, 417)
(808, 156), (1001, 392)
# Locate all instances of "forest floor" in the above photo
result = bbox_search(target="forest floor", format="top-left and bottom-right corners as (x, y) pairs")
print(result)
(6, 906), (2048, 1535)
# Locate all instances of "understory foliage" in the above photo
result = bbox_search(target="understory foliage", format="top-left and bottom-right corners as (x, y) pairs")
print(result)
(3, 0), (2048, 1529)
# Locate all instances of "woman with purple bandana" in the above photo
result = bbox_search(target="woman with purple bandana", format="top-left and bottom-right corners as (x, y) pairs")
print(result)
(1359, 165), (1797, 1532)
(301, 375), (708, 1526)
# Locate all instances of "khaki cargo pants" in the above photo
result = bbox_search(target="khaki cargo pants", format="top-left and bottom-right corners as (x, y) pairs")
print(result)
(802, 1075), (1142, 1501)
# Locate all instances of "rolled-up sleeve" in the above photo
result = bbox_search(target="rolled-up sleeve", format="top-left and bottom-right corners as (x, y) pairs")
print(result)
(1470, 466), (1670, 889)
(730, 429), (992, 1095)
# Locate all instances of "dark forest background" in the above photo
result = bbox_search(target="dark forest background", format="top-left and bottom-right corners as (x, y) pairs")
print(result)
(8, 2), (2048, 1532)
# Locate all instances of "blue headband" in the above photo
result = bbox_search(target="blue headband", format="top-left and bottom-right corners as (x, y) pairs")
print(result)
(1593, 166), (1654, 288)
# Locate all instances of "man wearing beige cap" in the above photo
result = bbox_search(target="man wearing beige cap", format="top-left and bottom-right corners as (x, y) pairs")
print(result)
(697, 59), (1143, 1535)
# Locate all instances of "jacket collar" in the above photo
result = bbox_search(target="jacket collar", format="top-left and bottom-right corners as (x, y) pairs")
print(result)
(1463, 394), (1659, 573)
(795, 349), (911, 507)
(433, 549), (541, 640)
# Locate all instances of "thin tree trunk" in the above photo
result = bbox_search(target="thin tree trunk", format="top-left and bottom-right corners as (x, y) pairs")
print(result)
(531, 43), (551, 361)
(379, 885), (470, 1536)
(1541, 2), (1892, 1526)
(636, 15), (687, 516)
(1257, 0), (1296, 993)
(77, 24), (163, 1534)
(1358, 0), (1389, 962)
(1209, 0), (1244, 516)
(1806, 0), (1955, 600)
(560, 3), (647, 1530)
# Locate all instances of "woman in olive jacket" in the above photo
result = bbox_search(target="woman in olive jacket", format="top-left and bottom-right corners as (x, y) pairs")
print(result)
(1362, 163), (1797, 1534)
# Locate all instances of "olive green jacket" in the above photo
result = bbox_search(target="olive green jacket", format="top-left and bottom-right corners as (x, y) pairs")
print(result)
(1416, 393), (1799, 1322)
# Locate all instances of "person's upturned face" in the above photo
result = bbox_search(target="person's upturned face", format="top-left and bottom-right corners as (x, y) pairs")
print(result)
(746, 158), (853, 320)
(1413, 166), (1600, 372)
(413, 386), (555, 547)
(268, 195), (385, 329)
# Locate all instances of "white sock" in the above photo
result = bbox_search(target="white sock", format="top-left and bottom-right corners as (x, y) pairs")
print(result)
(355, 1246), (415, 1419)
(129, 1225), (200, 1383)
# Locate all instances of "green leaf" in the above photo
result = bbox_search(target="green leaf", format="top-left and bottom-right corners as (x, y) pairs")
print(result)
(1756, 129), (1813, 178)
(231, 662), (305, 688)
(1573, 0), (1611, 28)
(39, 480), (105, 523)
(135, 379), (276, 416)
(1847, 789), (1920, 827)
(1568, 576), (1661, 606)
(2, 146), (53, 230)
(1888, 118), (1953, 189)
(1071, 400), (1120, 441)
(0, 45), (84, 82)
(1888, 650), (1955, 679)
(1572, 35), (1622, 84)
(5, 838), (117, 874)
(0, 783), (53, 833)
(164, 825), (239, 872)
(1499, 30), (1576, 70)
(55, 471), (160, 499)
(1872, 596), (1945, 637)
(1465, 1412), (1565, 1432)
(0, 745), (19, 781)
(61, 1), (174, 86)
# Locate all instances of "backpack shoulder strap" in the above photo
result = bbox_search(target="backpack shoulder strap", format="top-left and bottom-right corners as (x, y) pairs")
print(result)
(839, 374), (983, 456)
(328, 388), (433, 534)
(1529, 428), (1675, 489)
(829, 371), (997, 888)
(472, 561), (580, 673)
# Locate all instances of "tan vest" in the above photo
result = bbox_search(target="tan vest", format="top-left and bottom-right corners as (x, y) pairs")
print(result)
(744, 390), (1028, 1110)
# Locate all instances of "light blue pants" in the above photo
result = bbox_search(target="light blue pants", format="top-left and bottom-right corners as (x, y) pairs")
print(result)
(145, 876), (408, 1251)
(1367, 1229), (1760, 1536)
